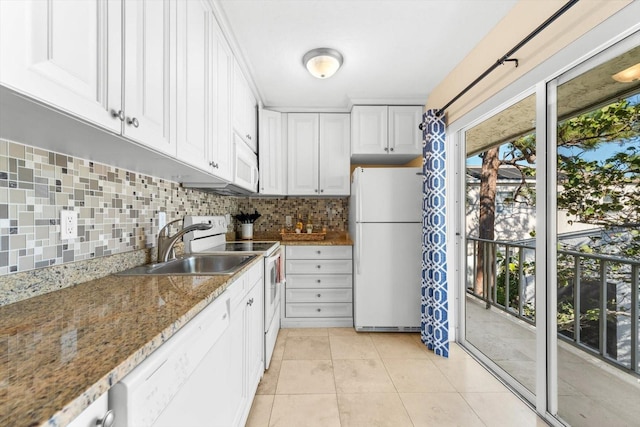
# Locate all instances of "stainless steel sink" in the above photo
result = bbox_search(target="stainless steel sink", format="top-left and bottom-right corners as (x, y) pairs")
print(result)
(116, 254), (257, 276)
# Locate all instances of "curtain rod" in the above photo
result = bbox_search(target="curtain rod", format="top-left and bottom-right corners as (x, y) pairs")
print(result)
(434, 0), (580, 119)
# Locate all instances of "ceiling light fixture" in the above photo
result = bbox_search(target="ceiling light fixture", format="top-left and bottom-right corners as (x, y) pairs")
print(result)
(303, 48), (343, 79)
(612, 62), (640, 83)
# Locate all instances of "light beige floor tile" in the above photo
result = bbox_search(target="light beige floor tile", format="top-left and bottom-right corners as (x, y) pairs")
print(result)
(433, 357), (507, 393)
(329, 335), (379, 359)
(328, 327), (365, 336)
(337, 393), (413, 427)
(400, 392), (485, 427)
(371, 333), (432, 358)
(269, 394), (341, 427)
(276, 360), (335, 394)
(283, 336), (331, 360)
(246, 394), (274, 427)
(446, 342), (474, 360)
(383, 358), (455, 392)
(257, 359), (281, 395)
(271, 333), (286, 361)
(333, 359), (395, 393)
(462, 392), (547, 427)
(286, 327), (328, 336)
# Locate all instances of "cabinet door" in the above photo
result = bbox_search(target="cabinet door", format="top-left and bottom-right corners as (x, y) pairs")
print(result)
(388, 106), (423, 155)
(211, 22), (233, 181)
(176, 0), (213, 171)
(246, 91), (258, 152)
(228, 296), (247, 427)
(0, 0), (121, 133)
(350, 106), (387, 155)
(319, 113), (350, 195)
(287, 113), (319, 195)
(123, 0), (176, 155)
(233, 60), (257, 151)
(259, 109), (286, 195)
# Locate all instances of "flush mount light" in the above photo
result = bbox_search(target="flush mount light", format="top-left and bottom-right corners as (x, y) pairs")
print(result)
(612, 62), (640, 83)
(303, 48), (343, 79)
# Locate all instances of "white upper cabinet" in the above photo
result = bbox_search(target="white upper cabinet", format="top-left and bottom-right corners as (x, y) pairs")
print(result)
(176, 0), (213, 172)
(233, 60), (257, 152)
(351, 105), (423, 164)
(288, 113), (350, 196)
(259, 109), (287, 195)
(123, 0), (176, 155)
(287, 113), (319, 196)
(388, 106), (423, 155)
(319, 114), (350, 196)
(211, 23), (233, 181)
(0, 0), (122, 133)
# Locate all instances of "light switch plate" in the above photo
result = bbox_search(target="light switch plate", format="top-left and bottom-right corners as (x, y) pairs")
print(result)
(60, 210), (78, 240)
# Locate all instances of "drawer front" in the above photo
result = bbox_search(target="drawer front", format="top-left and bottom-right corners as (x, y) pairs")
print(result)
(286, 288), (353, 303)
(286, 302), (353, 318)
(286, 259), (352, 274)
(286, 274), (352, 289)
(286, 245), (352, 260)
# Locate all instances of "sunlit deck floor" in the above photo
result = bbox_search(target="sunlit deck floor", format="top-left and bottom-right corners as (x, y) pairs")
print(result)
(465, 295), (640, 426)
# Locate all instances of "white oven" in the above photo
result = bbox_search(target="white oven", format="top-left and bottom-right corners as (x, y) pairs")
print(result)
(183, 215), (282, 370)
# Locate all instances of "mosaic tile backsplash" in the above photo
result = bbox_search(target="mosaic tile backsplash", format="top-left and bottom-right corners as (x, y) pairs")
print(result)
(0, 138), (349, 305)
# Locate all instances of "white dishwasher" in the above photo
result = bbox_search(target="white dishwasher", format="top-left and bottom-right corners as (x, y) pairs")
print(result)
(110, 293), (230, 427)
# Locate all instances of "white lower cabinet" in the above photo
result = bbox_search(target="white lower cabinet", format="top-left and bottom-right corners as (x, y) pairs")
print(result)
(109, 260), (263, 427)
(283, 245), (353, 327)
(67, 393), (111, 427)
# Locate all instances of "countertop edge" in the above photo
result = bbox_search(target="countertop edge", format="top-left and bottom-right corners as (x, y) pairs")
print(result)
(42, 255), (264, 427)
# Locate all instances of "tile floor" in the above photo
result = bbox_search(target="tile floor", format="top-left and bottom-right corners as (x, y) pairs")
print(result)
(246, 328), (548, 427)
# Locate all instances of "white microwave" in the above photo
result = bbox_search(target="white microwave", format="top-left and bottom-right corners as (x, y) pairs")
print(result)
(182, 134), (258, 195)
(233, 134), (259, 193)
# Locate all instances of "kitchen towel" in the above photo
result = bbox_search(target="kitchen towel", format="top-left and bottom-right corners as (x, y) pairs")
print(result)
(421, 109), (449, 358)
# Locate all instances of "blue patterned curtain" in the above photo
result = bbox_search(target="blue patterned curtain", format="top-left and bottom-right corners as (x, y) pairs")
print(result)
(421, 109), (449, 358)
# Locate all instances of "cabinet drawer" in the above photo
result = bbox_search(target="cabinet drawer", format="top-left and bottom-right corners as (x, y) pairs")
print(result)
(286, 288), (352, 303)
(286, 245), (352, 260)
(286, 274), (352, 289)
(286, 302), (353, 318)
(286, 259), (352, 274)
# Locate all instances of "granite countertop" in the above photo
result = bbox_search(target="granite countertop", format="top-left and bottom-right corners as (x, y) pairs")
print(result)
(0, 256), (264, 427)
(231, 231), (353, 246)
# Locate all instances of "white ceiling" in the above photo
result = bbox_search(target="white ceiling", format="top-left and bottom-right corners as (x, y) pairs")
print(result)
(216, 0), (519, 111)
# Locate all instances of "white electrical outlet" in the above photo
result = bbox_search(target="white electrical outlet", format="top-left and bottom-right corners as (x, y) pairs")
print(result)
(60, 210), (78, 240)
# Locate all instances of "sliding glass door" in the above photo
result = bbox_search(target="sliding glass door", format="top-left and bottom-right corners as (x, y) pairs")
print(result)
(461, 32), (640, 426)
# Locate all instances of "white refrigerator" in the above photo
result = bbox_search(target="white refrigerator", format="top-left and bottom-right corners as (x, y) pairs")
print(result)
(349, 167), (423, 331)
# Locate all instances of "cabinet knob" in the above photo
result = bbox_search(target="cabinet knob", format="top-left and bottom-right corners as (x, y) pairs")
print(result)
(316, 293), (321, 298)
(316, 279), (321, 283)
(320, 189), (324, 193)
(247, 298), (254, 306)
(316, 250), (321, 254)
(384, 147), (389, 152)
(111, 110), (124, 121)
(209, 161), (219, 168)
(316, 265), (321, 269)
(390, 147), (394, 152)
(317, 308), (322, 312)
(96, 410), (115, 427)
(314, 189), (318, 193)
(127, 117), (139, 128)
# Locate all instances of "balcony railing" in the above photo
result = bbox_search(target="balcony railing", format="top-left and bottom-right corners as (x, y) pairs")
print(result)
(467, 236), (640, 375)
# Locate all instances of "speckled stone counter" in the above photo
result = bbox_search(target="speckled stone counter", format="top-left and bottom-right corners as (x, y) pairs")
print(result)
(231, 231), (353, 246)
(0, 256), (263, 427)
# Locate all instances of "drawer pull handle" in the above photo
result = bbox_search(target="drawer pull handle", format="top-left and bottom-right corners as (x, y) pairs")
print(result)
(316, 293), (322, 298)
(317, 279), (321, 283)
(316, 265), (321, 269)
(317, 308), (321, 312)
(317, 250), (321, 254)
(247, 298), (254, 306)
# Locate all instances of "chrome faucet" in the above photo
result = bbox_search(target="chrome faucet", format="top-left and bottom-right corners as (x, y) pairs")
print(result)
(157, 218), (213, 263)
